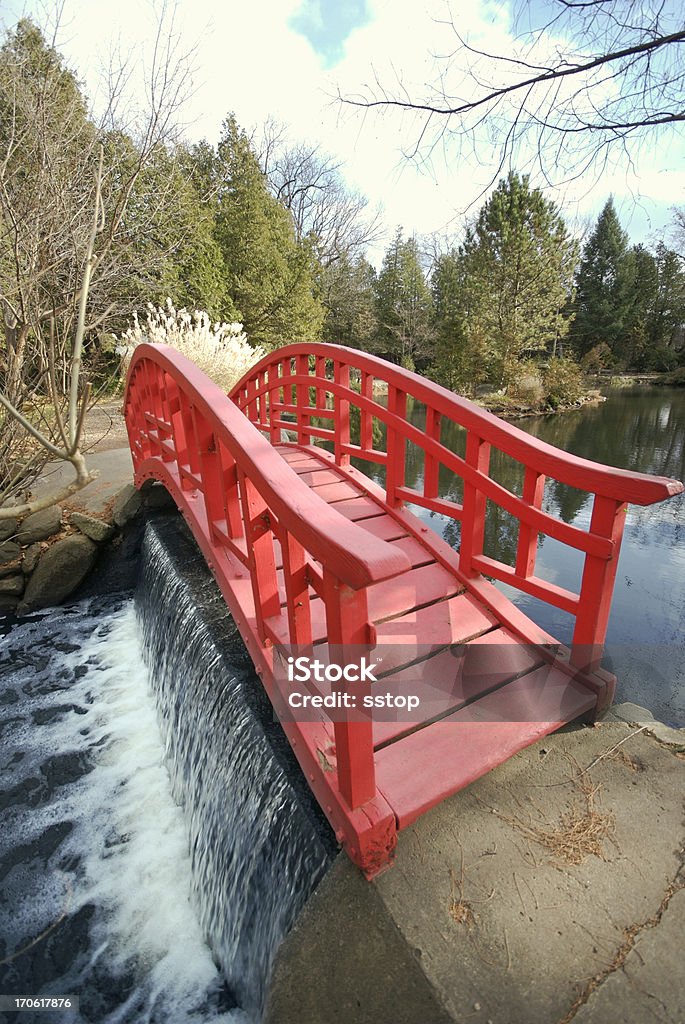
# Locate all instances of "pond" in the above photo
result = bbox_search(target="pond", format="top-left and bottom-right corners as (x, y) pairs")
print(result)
(354, 387), (685, 727)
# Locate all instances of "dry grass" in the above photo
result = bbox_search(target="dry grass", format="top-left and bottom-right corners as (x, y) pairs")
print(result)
(504, 771), (616, 866)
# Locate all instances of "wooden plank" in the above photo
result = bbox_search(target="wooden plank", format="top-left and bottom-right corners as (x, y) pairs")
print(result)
(328, 495), (384, 521)
(373, 628), (544, 747)
(309, 479), (360, 502)
(375, 668), (597, 828)
(388, 535), (435, 568)
(367, 563), (462, 622)
(355, 515), (407, 541)
(374, 592), (495, 646)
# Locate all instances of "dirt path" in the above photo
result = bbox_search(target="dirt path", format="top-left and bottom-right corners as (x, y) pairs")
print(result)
(82, 398), (129, 453)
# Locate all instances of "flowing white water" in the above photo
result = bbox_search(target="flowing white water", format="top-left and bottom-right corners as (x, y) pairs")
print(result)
(1, 517), (334, 1023)
(0, 598), (246, 1023)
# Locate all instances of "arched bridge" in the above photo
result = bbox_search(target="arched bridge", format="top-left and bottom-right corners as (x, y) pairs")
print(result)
(124, 343), (682, 877)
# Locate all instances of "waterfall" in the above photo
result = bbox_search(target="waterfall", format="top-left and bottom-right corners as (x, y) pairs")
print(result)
(0, 515), (335, 1023)
(135, 517), (335, 1015)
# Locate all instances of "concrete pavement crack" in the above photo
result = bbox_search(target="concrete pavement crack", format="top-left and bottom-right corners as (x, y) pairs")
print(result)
(557, 844), (685, 1024)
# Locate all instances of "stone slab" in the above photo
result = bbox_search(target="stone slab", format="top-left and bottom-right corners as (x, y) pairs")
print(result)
(266, 722), (685, 1024)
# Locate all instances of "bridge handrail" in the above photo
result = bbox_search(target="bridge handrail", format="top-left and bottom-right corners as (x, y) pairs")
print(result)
(231, 342), (680, 506)
(230, 342), (683, 671)
(124, 344), (410, 592)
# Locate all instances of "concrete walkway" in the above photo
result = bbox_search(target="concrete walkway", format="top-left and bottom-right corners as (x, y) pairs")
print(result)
(266, 718), (684, 1024)
(32, 447), (133, 517)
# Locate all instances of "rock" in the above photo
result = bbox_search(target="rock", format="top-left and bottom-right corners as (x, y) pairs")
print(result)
(22, 543), (42, 575)
(0, 595), (18, 614)
(18, 535), (98, 614)
(605, 701), (685, 748)
(0, 574), (24, 596)
(0, 541), (22, 579)
(141, 480), (176, 511)
(16, 505), (62, 544)
(0, 540), (21, 563)
(112, 484), (143, 528)
(0, 517), (18, 542)
(70, 511), (115, 543)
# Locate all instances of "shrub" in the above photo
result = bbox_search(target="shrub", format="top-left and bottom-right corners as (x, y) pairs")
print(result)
(581, 343), (613, 374)
(117, 299), (265, 392)
(543, 356), (585, 408)
(506, 360), (545, 407)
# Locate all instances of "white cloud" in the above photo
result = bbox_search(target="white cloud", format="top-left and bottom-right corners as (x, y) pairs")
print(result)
(2, 0), (683, 263)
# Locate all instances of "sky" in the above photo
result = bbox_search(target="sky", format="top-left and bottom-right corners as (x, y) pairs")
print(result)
(2, 0), (684, 265)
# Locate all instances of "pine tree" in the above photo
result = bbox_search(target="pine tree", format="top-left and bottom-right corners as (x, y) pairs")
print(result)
(318, 253), (378, 348)
(458, 172), (578, 386)
(212, 116), (323, 346)
(374, 230), (433, 370)
(429, 249), (487, 392)
(572, 198), (633, 358)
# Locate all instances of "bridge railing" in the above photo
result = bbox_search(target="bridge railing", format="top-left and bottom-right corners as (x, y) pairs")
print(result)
(125, 344), (412, 810)
(231, 343), (682, 677)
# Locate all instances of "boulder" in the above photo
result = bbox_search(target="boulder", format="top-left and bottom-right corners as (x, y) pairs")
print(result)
(16, 505), (62, 544)
(18, 535), (97, 614)
(0, 540), (21, 564)
(22, 543), (42, 575)
(0, 574), (24, 596)
(112, 484), (143, 528)
(0, 517), (18, 542)
(70, 511), (115, 543)
(0, 541), (22, 579)
(0, 595), (18, 613)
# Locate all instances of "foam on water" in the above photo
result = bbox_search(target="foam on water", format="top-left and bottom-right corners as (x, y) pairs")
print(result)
(0, 598), (245, 1023)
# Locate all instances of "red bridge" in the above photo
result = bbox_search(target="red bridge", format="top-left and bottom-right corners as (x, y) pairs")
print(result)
(124, 343), (682, 877)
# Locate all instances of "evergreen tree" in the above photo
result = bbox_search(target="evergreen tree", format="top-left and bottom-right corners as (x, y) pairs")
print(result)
(572, 198), (633, 358)
(211, 115), (323, 346)
(373, 229), (433, 370)
(651, 244), (685, 351)
(318, 253), (378, 348)
(621, 244), (658, 365)
(458, 172), (578, 386)
(429, 249), (487, 392)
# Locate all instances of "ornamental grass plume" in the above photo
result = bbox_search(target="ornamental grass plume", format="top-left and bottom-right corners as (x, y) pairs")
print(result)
(117, 298), (264, 391)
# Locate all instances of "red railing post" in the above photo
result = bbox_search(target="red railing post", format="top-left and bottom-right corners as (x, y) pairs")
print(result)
(192, 409), (225, 534)
(296, 354), (310, 446)
(239, 470), (281, 640)
(281, 531), (313, 645)
(324, 568), (376, 809)
(572, 494), (627, 673)
(460, 433), (491, 577)
(334, 362), (351, 467)
(516, 467), (546, 578)
(268, 363), (281, 445)
(386, 385), (407, 507)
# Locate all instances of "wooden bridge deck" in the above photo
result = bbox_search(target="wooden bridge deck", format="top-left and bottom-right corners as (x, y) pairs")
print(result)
(273, 443), (595, 829)
(124, 341), (682, 876)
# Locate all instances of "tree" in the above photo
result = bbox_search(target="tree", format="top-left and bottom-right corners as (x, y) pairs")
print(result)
(651, 243), (685, 351)
(373, 229), (433, 369)
(255, 120), (383, 266)
(0, 15), (193, 515)
(457, 173), (578, 386)
(211, 115), (323, 347)
(342, 2), (685, 189)
(429, 249), (485, 392)
(572, 198), (632, 358)
(318, 253), (378, 348)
